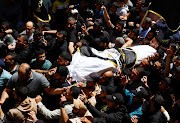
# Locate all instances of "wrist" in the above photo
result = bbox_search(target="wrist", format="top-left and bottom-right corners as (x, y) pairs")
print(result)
(59, 103), (65, 108)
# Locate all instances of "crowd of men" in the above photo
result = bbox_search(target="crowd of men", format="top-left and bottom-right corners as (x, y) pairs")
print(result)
(0, 0), (179, 122)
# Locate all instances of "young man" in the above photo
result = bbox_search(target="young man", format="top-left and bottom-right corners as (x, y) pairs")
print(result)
(30, 48), (52, 73)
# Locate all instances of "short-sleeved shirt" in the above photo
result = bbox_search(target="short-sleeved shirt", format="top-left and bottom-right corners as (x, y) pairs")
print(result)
(0, 69), (12, 86)
(30, 59), (52, 70)
(6, 71), (50, 98)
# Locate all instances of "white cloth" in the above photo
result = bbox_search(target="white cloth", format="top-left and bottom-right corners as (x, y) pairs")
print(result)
(67, 45), (156, 82)
(130, 45), (156, 65)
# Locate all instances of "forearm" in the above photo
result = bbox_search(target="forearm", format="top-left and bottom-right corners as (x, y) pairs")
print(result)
(68, 42), (74, 56)
(0, 89), (10, 104)
(32, 69), (48, 74)
(60, 107), (69, 123)
(37, 102), (60, 119)
(163, 56), (171, 77)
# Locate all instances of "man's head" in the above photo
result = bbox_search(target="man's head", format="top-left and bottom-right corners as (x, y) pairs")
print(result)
(33, 29), (43, 43)
(141, 17), (152, 30)
(35, 48), (46, 64)
(115, 37), (125, 48)
(16, 34), (28, 49)
(57, 51), (72, 66)
(93, 19), (103, 31)
(150, 94), (164, 110)
(114, 21), (124, 34)
(18, 63), (32, 81)
(99, 71), (114, 84)
(149, 36), (162, 49)
(25, 21), (35, 36)
(131, 86), (148, 102)
(66, 17), (76, 32)
(85, 72), (100, 89)
(56, 30), (67, 44)
(146, 29), (157, 41)
(128, 29), (139, 40)
(130, 66), (145, 81)
(53, 66), (69, 83)
(0, 22), (10, 39)
(4, 53), (17, 67)
(64, 86), (81, 100)
(73, 99), (87, 117)
(106, 93), (124, 108)
(159, 77), (171, 93)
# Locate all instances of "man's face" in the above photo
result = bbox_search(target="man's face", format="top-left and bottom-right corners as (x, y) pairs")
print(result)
(150, 37), (158, 49)
(16, 36), (25, 48)
(146, 32), (154, 40)
(53, 72), (65, 83)
(57, 56), (67, 66)
(159, 80), (167, 91)
(128, 31), (135, 39)
(66, 20), (75, 31)
(26, 23), (34, 36)
(114, 23), (123, 32)
(36, 53), (46, 63)
(64, 88), (73, 100)
(130, 68), (140, 81)
(4, 55), (13, 66)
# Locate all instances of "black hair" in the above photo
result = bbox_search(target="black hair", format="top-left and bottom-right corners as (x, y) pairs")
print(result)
(1, 21), (10, 29)
(56, 66), (69, 77)
(59, 51), (72, 62)
(57, 30), (67, 38)
(135, 66), (145, 77)
(152, 94), (164, 109)
(35, 48), (46, 55)
(158, 60), (165, 70)
(19, 34), (28, 43)
(70, 86), (81, 99)
(145, 17), (152, 26)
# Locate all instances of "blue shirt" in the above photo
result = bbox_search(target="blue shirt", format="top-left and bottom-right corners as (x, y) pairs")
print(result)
(30, 59), (52, 70)
(125, 89), (143, 118)
(0, 69), (12, 86)
(139, 26), (151, 39)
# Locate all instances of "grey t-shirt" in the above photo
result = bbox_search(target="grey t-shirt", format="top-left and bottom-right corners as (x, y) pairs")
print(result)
(6, 71), (50, 98)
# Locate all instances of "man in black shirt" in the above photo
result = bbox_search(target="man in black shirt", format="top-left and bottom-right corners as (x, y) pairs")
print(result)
(46, 30), (68, 63)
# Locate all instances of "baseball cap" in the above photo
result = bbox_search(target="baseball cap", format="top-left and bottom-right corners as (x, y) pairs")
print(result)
(106, 93), (124, 105)
(94, 19), (103, 26)
(85, 72), (100, 82)
(131, 86), (148, 98)
(3, 34), (15, 45)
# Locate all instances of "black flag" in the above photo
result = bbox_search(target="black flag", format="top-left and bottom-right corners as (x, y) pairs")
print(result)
(148, 0), (180, 32)
(32, 0), (51, 22)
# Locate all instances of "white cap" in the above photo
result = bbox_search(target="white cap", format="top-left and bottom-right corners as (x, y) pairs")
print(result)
(71, 9), (78, 14)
